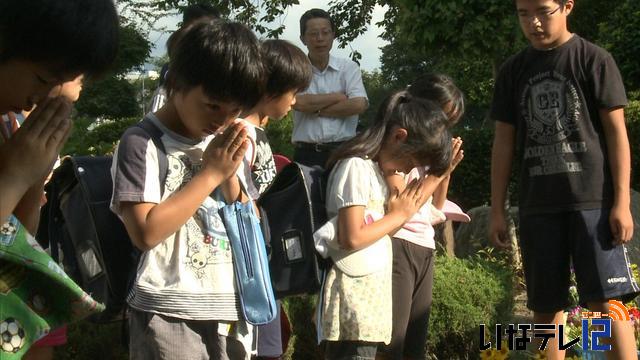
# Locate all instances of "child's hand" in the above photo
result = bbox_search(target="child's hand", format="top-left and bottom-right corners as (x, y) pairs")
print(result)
(387, 178), (424, 220)
(201, 121), (248, 181)
(1, 97), (72, 182)
(445, 137), (464, 176)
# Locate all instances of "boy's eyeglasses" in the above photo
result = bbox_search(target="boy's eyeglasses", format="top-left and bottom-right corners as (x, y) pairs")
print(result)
(517, 5), (562, 23)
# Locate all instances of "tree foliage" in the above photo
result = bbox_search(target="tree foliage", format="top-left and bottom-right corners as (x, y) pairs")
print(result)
(75, 77), (140, 119)
(359, 69), (395, 126)
(118, 0), (300, 38)
(596, 0), (640, 91)
(110, 23), (153, 76)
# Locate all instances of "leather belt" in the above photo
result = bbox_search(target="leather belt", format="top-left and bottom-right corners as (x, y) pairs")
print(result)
(295, 141), (343, 152)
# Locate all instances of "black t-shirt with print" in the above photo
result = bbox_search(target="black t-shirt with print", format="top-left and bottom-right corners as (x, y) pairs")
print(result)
(490, 35), (627, 214)
(251, 127), (277, 195)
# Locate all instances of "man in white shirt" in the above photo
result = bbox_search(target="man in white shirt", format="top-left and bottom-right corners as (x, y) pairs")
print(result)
(292, 8), (368, 168)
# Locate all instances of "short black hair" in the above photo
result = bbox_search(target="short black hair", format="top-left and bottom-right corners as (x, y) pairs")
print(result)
(166, 18), (266, 111)
(261, 40), (312, 97)
(167, 5), (221, 59)
(299, 8), (336, 37)
(0, 0), (119, 78)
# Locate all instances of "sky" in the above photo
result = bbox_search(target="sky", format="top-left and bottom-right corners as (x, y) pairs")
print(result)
(148, 1), (388, 71)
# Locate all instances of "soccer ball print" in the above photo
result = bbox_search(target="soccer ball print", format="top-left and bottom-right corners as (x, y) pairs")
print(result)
(0, 318), (26, 353)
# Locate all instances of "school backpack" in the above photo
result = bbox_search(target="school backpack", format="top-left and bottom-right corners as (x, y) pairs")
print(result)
(257, 162), (329, 298)
(36, 118), (167, 323)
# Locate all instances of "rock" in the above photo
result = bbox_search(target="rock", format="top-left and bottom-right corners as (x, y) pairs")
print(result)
(454, 205), (520, 258)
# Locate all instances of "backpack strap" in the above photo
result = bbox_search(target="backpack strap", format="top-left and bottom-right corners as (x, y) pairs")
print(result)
(134, 117), (169, 197)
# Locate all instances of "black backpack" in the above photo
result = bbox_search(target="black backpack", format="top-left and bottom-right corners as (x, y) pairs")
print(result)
(257, 162), (329, 298)
(36, 118), (167, 322)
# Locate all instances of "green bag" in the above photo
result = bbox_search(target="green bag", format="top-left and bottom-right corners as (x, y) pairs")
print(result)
(0, 215), (104, 358)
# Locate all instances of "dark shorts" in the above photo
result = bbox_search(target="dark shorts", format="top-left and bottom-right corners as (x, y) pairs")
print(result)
(323, 340), (380, 360)
(519, 208), (640, 313)
(379, 238), (434, 360)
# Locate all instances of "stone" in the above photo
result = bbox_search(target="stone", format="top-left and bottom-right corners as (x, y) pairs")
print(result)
(454, 205), (519, 258)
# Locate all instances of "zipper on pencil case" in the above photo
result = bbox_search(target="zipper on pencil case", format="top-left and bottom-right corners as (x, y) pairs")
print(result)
(236, 203), (253, 278)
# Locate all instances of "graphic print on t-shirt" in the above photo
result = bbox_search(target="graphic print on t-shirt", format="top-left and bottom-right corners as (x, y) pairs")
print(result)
(520, 71), (587, 177)
(165, 152), (232, 280)
(165, 153), (197, 193)
(251, 139), (277, 195)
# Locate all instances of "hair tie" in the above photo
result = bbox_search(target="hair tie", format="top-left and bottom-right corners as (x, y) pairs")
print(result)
(398, 92), (411, 103)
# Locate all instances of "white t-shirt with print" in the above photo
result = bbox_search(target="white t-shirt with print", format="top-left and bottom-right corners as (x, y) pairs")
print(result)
(110, 114), (239, 321)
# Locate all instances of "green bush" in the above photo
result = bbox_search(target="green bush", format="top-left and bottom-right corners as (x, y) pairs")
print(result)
(54, 321), (127, 360)
(446, 126), (521, 211)
(428, 255), (514, 359)
(265, 113), (295, 159)
(447, 127), (494, 210)
(282, 296), (321, 360)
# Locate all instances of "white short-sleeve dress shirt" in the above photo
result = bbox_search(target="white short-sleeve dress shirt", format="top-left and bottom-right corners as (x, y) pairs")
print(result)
(292, 55), (368, 144)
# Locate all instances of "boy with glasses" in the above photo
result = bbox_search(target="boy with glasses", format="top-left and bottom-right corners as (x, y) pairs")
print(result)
(490, 0), (637, 358)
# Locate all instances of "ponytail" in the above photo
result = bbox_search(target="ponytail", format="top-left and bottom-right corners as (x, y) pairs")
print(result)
(327, 91), (410, 168)
(328, 90), (453, 175)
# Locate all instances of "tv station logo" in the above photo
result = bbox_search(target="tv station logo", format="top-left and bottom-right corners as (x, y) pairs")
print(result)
(480, 300), (630, 352)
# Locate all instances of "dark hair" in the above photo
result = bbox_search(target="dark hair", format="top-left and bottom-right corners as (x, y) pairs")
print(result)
(182, 3), (220, 25)
(165, 18), (266, 111)
(408, 73), (464, 127)
(0, 0), (119, 77)
(167, 5), (221, 59)
(261, 40), (312, 97)
(299, 8), (336, 37)
(328, 91), (452, 176)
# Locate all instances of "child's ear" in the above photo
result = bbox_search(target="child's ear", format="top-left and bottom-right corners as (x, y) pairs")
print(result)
(393, 128), (408, 144)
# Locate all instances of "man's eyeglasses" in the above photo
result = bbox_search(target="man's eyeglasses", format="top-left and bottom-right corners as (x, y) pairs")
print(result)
(305, 29), (333, 39)
(517, 5), (563, 23)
